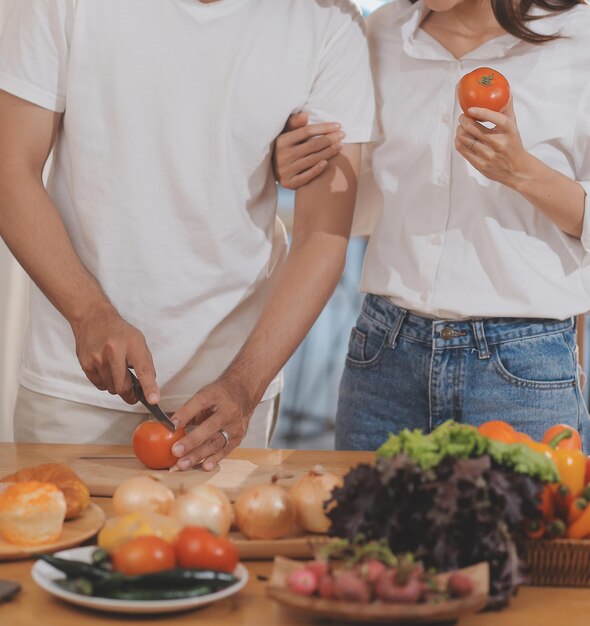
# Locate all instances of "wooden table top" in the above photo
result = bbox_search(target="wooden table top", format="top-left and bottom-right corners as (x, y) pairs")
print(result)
(1, 443), (590, 626)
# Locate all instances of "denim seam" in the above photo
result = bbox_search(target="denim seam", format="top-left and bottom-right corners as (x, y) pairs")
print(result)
(398, 333), (434, 348)
(491, 349), (577, 390)
(345, 333), (388, 369)
(359, 309), (393, 333)
(487, 326), (573, 346)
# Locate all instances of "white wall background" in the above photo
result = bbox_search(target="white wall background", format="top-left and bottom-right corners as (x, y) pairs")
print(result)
(0, 0), (30, 442)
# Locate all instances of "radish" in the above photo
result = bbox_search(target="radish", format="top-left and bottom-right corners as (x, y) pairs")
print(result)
(361, 559), (387, 584)
(376, 571), (422, 604)
(333, 570), (372, 603)
(305, 559), (329, 579)
(447, 573), (474, 598)
(318, 574), (336, 599)
(287, 568), (319, 596)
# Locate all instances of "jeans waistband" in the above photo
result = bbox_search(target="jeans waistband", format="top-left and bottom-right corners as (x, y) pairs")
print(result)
(362, 295), (574, 353)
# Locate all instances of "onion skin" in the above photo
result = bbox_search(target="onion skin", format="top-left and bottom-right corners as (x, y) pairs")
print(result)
(235, 482), (296, 540)
(290, 469), (342, 533)
(112, 475), (175, 517)
(169, 484), (233, 536)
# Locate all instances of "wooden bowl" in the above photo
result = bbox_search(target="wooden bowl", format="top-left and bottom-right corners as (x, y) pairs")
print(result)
(266, 556), (489, 624)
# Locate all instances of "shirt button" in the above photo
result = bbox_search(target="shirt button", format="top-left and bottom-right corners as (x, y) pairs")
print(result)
(419, 292), (428, 303)
(431, 235), (442, 245)
(437, 175), (448, 186)
(442, 113), (451, 124)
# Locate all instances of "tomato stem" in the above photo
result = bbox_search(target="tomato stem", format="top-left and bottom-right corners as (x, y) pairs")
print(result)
(478, 72), (495, 87)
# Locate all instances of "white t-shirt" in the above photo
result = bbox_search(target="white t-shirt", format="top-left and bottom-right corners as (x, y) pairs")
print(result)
(0, 0), (376, 411)
(358, 0), (590, 320)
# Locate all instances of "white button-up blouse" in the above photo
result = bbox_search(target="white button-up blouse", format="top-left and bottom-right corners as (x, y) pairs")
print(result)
(358, 0), (590, 320)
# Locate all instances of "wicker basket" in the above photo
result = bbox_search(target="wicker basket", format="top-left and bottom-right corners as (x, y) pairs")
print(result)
(525, 538), (590, 586)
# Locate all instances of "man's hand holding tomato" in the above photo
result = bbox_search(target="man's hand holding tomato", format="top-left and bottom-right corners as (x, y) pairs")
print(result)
(170, 376), (254, 472)
(455, 99), (535, 190)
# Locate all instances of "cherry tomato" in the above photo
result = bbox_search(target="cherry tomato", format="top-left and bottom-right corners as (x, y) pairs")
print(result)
(112, 535), (176, 575)
(477, 420), (518, 444)
(132, 420), (186, 470)
(175, 526), (239, 573)
(542, 424), (582, 451)
(458, 67), (510, 115)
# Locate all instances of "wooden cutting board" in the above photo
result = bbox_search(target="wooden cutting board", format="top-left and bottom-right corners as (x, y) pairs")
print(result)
(69, 456), (306, 500)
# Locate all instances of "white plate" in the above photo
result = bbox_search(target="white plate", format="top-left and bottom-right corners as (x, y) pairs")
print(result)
(31, 546), (249, 615)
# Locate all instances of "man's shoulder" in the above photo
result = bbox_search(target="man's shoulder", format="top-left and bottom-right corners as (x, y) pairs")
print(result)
(366, 0), (417, 34)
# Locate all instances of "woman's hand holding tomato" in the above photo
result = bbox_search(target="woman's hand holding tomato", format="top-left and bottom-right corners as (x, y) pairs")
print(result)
(455, 99), (536, 190)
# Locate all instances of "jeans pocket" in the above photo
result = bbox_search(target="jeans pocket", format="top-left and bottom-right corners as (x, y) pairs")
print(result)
(346, 314), (389, 367)
(492, 330), (577, 389)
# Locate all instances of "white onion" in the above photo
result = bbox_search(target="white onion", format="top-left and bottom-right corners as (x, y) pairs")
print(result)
(112, 474), (175, 516)
(234, 479), (296, 540)
(170, 484), (233, 536)
(290, 466), (342, 533)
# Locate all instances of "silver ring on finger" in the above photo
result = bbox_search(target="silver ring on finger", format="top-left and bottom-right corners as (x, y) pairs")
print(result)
(469, 137), (478, 150)
(218, 429), (230, 449)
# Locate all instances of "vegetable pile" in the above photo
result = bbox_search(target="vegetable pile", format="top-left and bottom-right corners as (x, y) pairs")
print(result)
(485, 422), (590, 541)
(42, 527), (240, 601)
(326, 421), (557, 609)
(286, 537), (474, 605)
(41, 549), (239, 601)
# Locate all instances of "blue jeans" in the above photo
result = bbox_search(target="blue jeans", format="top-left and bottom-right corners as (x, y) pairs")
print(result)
(336, 295), (590, 452)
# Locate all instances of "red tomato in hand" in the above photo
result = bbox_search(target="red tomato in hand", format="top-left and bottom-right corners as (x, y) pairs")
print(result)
(175, 527), (239, 573)
(458, 67), (511, 115)
(132, 421), (186, 470)
(112, 535), (176, 575)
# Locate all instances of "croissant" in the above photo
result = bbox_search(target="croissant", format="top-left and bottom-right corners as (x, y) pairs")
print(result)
(1, 463), (90, 520)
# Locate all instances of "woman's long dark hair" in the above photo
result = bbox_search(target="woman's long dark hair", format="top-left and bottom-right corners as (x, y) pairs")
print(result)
(411, 0), (585, 43)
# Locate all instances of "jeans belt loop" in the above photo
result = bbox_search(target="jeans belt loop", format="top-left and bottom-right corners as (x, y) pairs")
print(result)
(471, 319), (491, 360)
(387, 305), (407, 349)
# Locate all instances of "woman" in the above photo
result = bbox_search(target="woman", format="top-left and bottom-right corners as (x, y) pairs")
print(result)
(274, 0), (590, 450)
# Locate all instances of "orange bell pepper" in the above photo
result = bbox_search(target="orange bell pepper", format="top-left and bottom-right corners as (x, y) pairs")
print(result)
(541, 430), (585, 500)
(542, 425), (582, 451)
(568, 498), (588, 526)
(478, 421), (518, 444)
(538, 484), (555, 521)
(567, 504), (590, 539)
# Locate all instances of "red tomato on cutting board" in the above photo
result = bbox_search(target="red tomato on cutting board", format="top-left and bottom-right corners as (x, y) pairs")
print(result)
(132, 421), (185, 470)
(458, 67), (511, 115)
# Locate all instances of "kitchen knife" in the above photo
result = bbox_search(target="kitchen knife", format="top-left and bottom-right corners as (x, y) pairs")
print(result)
(128, 368), (176, 432)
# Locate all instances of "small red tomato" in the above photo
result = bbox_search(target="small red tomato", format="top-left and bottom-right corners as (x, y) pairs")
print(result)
(175, 526), (239, 573)
(112, 535), (176, 575)
(132, 420), (186, 470)
(458, 67), (511, 115)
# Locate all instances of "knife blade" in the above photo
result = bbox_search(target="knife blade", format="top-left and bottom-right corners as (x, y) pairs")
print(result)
(128, 368), (176, 432)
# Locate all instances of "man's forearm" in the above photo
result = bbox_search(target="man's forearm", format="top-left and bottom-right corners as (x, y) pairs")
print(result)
(220, 145), (361, 412)
(221, 231), (348, 411)
(511, 154), (585, 239)
(0, 169), (114, 325)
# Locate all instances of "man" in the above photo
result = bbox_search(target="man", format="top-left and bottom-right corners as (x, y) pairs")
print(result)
(0, 0), (375, 470)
